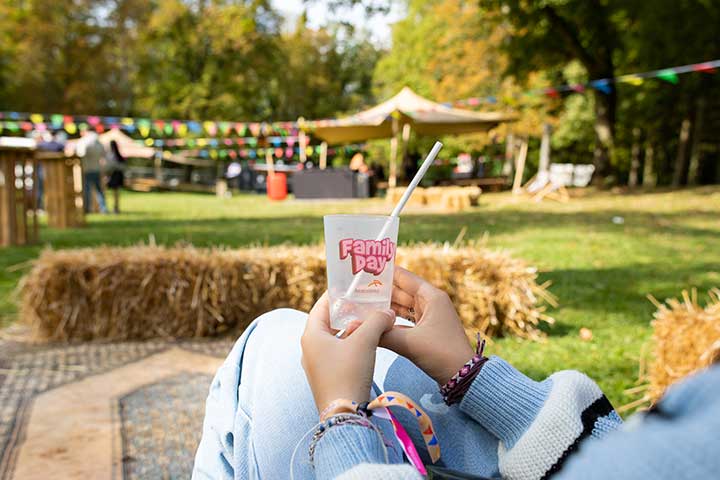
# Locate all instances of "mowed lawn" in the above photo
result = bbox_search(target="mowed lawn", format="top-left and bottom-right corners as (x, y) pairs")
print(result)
(2, 187), (719, 409)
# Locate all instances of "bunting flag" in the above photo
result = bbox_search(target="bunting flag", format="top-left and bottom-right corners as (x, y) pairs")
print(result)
(449, 58), (719, 107)
(0, 110), (301, 140)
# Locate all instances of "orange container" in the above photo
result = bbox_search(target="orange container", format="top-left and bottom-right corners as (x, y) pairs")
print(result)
(267, 172), (288, 200)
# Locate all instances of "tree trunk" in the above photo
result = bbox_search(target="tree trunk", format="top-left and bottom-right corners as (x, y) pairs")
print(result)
(687, 95), (706, 186)
(502, 134), (515, 177)
(672, 118), (692, 187)
(592, 88), (616, 184)
(642, 142), (656, 187)
(628, 128), (641, 188)
(538, 123), (552, 175)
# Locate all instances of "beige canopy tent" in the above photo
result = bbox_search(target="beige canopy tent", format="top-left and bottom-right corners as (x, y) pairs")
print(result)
(307, 87), (515, 186)
(64, 128), (156, 159)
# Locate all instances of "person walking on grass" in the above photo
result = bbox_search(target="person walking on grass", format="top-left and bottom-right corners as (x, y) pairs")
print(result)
(193, 267), (720, 480)
(77, 131), (108, 214)
(106, 139), (126, 214)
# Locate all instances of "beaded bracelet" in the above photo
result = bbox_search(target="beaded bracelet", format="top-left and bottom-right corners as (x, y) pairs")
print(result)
(440, 334), (488, 405)
(312, 392), (441, 465)
(308, 413), (378, 466)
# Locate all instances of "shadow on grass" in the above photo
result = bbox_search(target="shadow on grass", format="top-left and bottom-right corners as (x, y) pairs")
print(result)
(33, 207), (720, 250)
(537, 262), (719, 337)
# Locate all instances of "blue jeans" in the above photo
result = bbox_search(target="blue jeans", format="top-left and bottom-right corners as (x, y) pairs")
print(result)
(83, 171), (107, 213)
(193, 309), (499, 479)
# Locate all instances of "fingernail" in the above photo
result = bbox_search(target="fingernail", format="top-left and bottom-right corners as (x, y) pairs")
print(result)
(383, 308), (396, 318)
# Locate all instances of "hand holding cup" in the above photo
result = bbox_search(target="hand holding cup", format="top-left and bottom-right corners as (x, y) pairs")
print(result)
(380, 267), (474, 385)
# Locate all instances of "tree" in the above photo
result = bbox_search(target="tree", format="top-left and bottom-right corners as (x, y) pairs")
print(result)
(269, 15), (381, 119)
(131, 0), (282, 119)
(491, 0), (625, 182)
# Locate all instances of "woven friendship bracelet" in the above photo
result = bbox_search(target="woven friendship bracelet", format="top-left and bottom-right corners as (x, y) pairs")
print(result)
(308, 413), (377, 465)
(315, 392), (441, 464)
(440, 334), (488, 405)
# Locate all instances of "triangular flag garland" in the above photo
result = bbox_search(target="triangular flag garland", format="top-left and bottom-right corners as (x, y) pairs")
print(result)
(2, 58), (716, 148)
(449, 58), (719, 107)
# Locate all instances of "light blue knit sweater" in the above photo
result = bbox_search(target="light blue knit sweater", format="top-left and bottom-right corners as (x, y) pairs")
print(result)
(315, 357), (720, 479)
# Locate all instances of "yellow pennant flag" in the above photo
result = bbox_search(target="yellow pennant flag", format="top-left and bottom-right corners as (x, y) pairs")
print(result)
(65, 122), (77, 134)
(30, 114), (44, 124)
(177, 123), (188, 137)
(619, 75), (643, 86)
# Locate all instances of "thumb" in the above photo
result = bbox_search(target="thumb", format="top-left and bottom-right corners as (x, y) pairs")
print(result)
(351, 309), (396, 347)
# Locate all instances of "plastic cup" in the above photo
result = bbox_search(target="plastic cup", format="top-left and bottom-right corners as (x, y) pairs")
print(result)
(324, 214), (400, 330)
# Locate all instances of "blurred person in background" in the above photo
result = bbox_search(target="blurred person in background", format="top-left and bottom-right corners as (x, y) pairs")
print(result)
(77, 130), (108, 214)
(33, 131), (65, 211)
(349, 152), (369, 173)
(106, 140), (126, 214)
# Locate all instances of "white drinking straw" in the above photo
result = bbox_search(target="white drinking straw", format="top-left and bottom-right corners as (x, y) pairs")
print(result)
(340, 141), (443, 300)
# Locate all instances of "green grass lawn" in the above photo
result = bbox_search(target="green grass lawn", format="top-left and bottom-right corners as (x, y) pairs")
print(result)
(2, 186), (719, 410)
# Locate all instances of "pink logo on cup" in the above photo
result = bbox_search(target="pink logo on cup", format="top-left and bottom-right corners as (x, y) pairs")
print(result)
(339, 238), (396, 275)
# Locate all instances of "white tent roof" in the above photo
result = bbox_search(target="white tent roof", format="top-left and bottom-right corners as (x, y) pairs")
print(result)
(308, 87), (515, 144)
(65, 128), (156, 159)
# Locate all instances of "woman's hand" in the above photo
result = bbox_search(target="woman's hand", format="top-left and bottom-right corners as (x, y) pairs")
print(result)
(381, 267), (474, 385)
(301, 292), (395, 416)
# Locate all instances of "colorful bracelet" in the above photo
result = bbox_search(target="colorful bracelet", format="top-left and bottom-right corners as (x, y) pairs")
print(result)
(311, 391), (442, 465)
(440, 334), (488, 405)
(308, 413), (378, 466)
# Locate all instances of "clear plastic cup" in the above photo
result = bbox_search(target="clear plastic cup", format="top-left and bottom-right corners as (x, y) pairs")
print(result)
(324, 214), (400, 330)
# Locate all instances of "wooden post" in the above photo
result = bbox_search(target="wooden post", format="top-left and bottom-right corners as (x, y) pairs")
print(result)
(299, 131), (307, 164)
(538, 123), (552, 175)
(319, 141), (328, 170)
(266, 147), (275, 177)
(502, 133), (515, 177)
(0, 151), (14, 246)
(154, 151), (162, 183)
(388, 117), (399, 188)
(628, 128), (641, 188)
(512, 139), (529, 195)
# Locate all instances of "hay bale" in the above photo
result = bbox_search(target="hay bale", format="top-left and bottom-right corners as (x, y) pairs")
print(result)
(390, 186), (482, 212)
(647, 289), (720, 401)
(19, 244), (555, 342)
(386, 187), (426, 207)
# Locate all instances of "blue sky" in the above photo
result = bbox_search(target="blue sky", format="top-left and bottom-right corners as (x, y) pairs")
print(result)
(271, 0), (405, 46)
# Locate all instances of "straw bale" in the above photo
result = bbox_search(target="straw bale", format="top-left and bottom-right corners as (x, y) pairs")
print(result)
(19, 244), (555, 342)
(647, 289), (720, 401)
(388, 186), (482, 212)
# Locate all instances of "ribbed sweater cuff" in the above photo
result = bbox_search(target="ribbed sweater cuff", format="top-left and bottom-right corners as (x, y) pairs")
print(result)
(460, 356), (551, 449)
(314, 423), (387, 479)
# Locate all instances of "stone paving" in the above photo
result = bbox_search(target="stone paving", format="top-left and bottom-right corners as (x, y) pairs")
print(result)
(0, 338), (234, 480)
(120, 372), (214, 479)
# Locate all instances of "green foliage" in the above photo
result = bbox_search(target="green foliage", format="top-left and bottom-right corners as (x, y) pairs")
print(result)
(551, 63), (595, 163)
(0, 0), (380, 120)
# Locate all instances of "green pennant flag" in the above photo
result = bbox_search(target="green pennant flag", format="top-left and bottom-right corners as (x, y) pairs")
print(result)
(657, 69), (679, 84)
